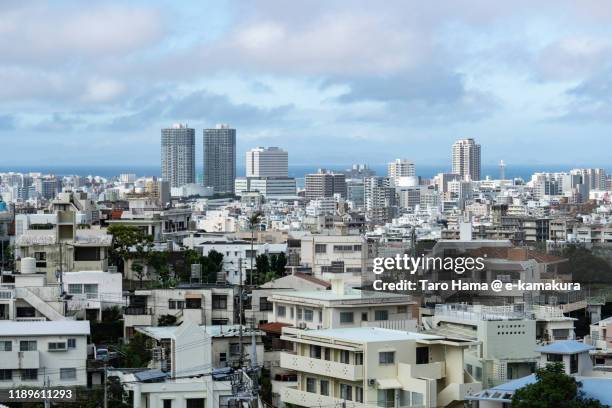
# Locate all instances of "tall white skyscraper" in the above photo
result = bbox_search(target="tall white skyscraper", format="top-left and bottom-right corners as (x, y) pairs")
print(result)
(246, 147), (288, 177)
(387, 159), (416, 179)
(452, 138), (481, 181)
(203, 124), (236, 194)
(161, 124), (196, 189)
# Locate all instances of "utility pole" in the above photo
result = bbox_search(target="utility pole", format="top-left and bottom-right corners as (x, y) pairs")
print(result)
(238, 257), (244, 369)
(103, 363), (108, 408)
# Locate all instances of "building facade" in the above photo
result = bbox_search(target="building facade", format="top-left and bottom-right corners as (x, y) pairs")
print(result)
(203, 124), (236, 195)
(161, 124), (196, 189)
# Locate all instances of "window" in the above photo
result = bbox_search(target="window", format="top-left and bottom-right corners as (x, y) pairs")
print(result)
(245, 250), (256, 258)
(570, 353), (579, 374)
(379, 351), (395, 365)
(375, 310), (389, 321)
(290, 307), (294, 319)
(355, 352), (363, 365)
(68, 284), (83, 294)
(475, 366), (482, 380)
(21, 369), (37, 381)
(296, 308), (302, 320)
(333, 245), (359, 252)
(0, 341), (11, 352)
(186, 298), (202, 309)
(277, 305), (286, 318)
(34, 252), (46, 267)
(220, 353), (227, 364)
(340, 350), (350, 364)
(340, 312), (354, 324)
(324, 348), (331, 361)
(168, 300), (184, 309)
(397, 306), (407, 313)
(83, 284), (98, 297)
(48, 342), (67, 351)
(20, 341), (36, 351)
(361, 312), (368, 321)
(75, 247), (101, 261)
(318, 310), (323, 322)
(0, 370), (12, 381)
(356, 386), (364, 403)
(378, 389), (394, 408)
(212, 318), (228, 326)
(547, 353), (563, 362)
(310, 345), (322, 359)
(212, 295), (227, 310)
(416, 347), (429, 364)
(259, 298), (273, 311)
(320, 380), (329, 396)
(67, 338), (76, 349)
(163, 400), (172, 408)
(304, 309), (313, 321)
(16, 307), (35, 318)
(306, 377), (316, 393)
(466, 364), (473, 375)
(60, 368), (76, 380)
(340, 384), (353, 400)
(186, 399), (205, 408)
(315, 244), (327, 253)
(229, 343), (240, 356)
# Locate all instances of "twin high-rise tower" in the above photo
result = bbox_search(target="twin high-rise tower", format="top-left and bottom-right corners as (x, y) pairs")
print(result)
(161, 123), (236, 194)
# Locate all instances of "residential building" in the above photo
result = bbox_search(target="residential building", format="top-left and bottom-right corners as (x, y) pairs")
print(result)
(0, 320), (90, 389)
(123, 285), (236, 340)
(279, 327), (482, 407)
(161, 124), (196, 189)
(452, 138), (481, 181)
(203, 124), (236, 195)
(388, 159), (416, 181)
(246, 147), (288, 177)
(298, 234), (365, 282)
(234, 177), (297, 198)
(305, 170), (346, 200)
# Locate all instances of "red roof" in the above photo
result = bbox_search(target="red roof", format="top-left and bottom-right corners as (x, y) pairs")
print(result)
(293, 272), (331, 288)
(258, 322), (291, 335)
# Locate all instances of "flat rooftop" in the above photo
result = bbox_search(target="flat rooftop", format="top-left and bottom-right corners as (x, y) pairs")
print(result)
(301, 327), (443, 343)
(0, 320), (90, 336)
(272, 288), (412, 302)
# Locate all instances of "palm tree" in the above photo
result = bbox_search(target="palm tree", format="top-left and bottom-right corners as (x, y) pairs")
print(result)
(248, 211), (263, 286)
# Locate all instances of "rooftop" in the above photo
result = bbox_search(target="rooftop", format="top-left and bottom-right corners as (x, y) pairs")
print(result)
(0, 320), (90, 336)
(272, 288), (412, 304)
(136, 324), (260, 340)
(300, 327), (443, 343)
(536, 340), (595, 354)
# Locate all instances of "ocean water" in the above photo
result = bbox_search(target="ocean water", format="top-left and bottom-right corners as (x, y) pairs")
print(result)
(0, 163), (609, 181)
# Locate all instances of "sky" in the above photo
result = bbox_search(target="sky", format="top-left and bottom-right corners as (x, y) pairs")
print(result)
(1, 0), (612, 168)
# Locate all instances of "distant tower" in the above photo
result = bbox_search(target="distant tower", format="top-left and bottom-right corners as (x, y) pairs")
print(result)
(203, 124), (236, 194)
(451, 138), (481, 181)
(161, 124), (196, 188)
(499, 160), (506, 180)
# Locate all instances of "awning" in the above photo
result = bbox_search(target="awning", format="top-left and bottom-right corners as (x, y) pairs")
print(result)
(377, 378), (402, 389)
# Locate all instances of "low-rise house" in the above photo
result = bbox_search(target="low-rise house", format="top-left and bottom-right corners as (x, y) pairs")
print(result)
(123, 285), (236, 340)
(279, 327), (482, 408)
(585, 316), (612, 367)
(63, 271), (123, 320)
(0, 320), (90, 388)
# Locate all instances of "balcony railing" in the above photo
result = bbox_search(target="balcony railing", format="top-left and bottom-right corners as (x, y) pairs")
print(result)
(124, 306), (151, 315)
(280, 352), (363, 381)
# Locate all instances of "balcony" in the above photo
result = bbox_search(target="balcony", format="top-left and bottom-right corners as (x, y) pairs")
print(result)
(281, 387), (368, 408)
(0, 351), (40, 369)
(280, 352), (363, 381)
(401, 361), (446, 380)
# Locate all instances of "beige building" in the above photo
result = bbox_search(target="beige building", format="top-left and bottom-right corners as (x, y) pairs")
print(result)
(279, 327), (482, 408)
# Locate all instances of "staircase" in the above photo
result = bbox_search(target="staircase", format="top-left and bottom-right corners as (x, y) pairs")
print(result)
(15, 287), (67, 321)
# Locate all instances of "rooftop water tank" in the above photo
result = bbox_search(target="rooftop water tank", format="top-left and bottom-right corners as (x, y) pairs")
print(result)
(21, 257), (36, 274)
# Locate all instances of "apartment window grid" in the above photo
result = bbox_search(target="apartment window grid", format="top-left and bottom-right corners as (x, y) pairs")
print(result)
(374, 310), (389, 321)
(320, 379), (329, 396)
(379, 351), (395, 365)
(340, 311), (354, 324)
(0, 341), (11, 351)
(306, 377), (316, 393)
(314, 244), (327, 254)
(21, 369), (38, 381)
(60, 368), (76, 381)
(303, 309), (314, 322)
(340, 384), (352, 401)
(0, 370), (12, 381)
(20, 340), (37, 351)
(277, 305), (286, 318)
(212, 295), (228, 310)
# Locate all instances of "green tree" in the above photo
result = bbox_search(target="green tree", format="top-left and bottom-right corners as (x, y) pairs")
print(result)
(256, 254), (270, 276)
(271, 252), (287, 275)
(118, 333), (151, 368)
(107, 225), (152, 273)
(131, 262), (146, 288)
(512, 362), (608, 408)
(561, 245), (612, 284)
(157, 314), (178, 326)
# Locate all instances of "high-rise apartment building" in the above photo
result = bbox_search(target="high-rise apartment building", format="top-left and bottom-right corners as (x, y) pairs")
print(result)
(246, 147), (288, 177)
(304, 170), (346, 200)
(452, 138), (481, 181)
(387, 159), (416, 179)
(161, 124), (196, 189)
(203, 124), (236, 194)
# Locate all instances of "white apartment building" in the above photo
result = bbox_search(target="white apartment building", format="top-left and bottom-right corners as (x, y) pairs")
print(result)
(123, 285), (236, 340)
(388, 159), (416, 181)
(279, 327), (482, 408)
(452, 138), (481, 181)
(246, 147), (289, 178)
(268, 281), (418, 331)
(0, 321), (90, 388)
(234, 177), (297, 198)
(299, 234), (366, 283)
(63, 271), (123, 320)
(585, 316), (612, 367)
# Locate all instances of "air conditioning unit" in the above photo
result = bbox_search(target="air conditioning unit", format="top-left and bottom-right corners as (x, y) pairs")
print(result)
(298, 322), (307, 329)
(368, 379), (376, 387)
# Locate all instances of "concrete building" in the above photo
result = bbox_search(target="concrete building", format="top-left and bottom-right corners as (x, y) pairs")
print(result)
(279, 327), (482, 408)
(452, 138), (481, 181)
(299, 234), (365, 283)
(203, 124), (236, 195)
(268, 281), (418, 331)
(388, 159), (416, 181)
(123, 285), (236, 340)
(305, 170), (346, 200)
(0, 320), (90, 389)
(234, 177), (297, 198)
(161, 124), (196, 189)
(246, 147), (288, 177)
